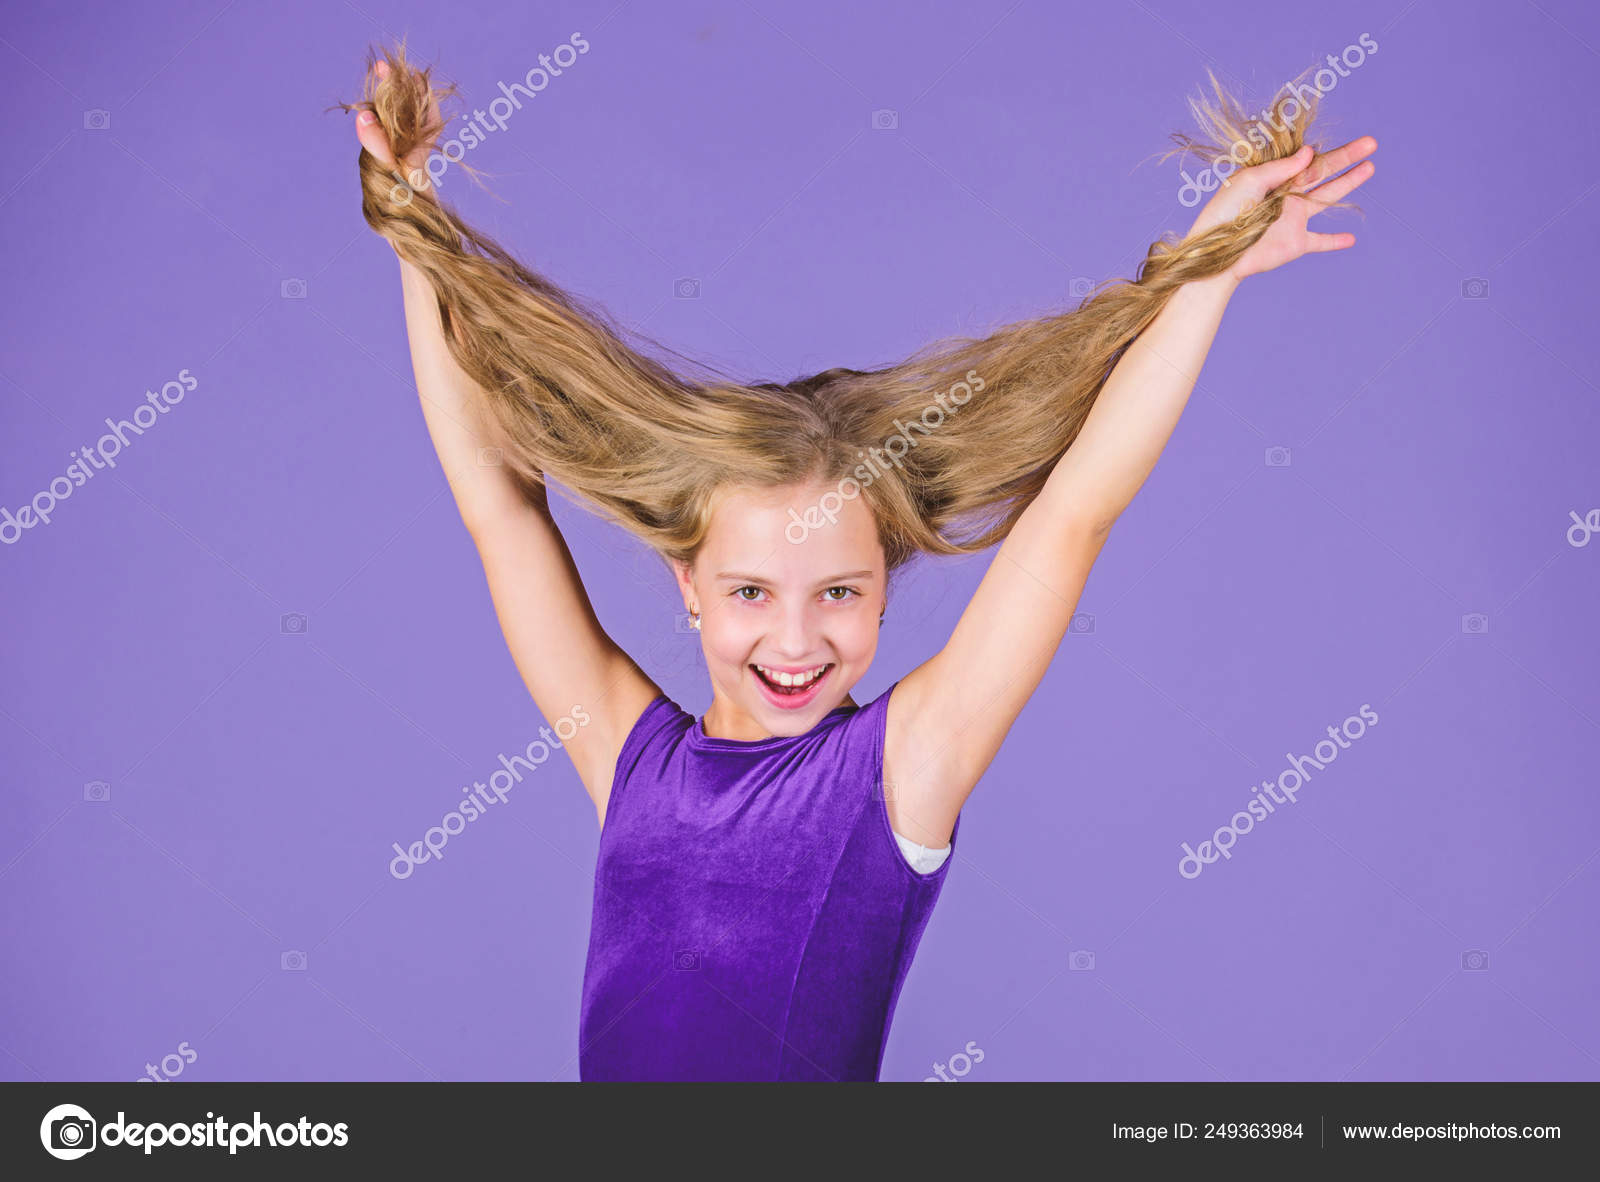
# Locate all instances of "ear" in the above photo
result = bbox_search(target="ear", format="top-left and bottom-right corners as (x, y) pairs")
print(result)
(670, 558), (694, 601)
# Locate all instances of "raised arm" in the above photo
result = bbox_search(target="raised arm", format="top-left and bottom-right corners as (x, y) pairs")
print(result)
(397, 250), (662, 822)
(884, 137), (1377, 848)
(358, 67), (662, 826)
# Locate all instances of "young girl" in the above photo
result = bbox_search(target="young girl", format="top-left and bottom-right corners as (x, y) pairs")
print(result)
(346, 48), (1374, 1081)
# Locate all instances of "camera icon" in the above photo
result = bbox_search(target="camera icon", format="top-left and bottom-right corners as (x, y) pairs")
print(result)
(1461, 613), (1489, 635)
(673, 611), (699, 634)
(1069, 612), (1094, 634)
(1460, 278), (1489, 299)
(477, 447), (503, 467)
(83, 109), (111, 130)
(1265, 446), (1292, 467)
(52, 1114), (94, 1149)
(281, 949), (307, 971)
(1070, 950), (1095, 971)
(871, 109), (899, 130)
(43, 1106), (97, 1160)
(83, 780), (111, 802)
(1069, 276), (1094, 299)
(1461, 949), (1489, 971)
(280, 613), (308, 635)
(875, 778), (897, 804)
(674, 949), (701, 971)
(674, 277), (700, 299)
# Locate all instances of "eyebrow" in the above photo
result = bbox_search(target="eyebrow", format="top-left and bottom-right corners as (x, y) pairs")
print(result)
(714, 570), (875, 585)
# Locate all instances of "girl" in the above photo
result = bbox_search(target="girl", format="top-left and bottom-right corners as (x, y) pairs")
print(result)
(346, 47), (1374, 1080)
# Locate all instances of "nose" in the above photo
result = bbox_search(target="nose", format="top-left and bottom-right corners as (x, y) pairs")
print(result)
(770, 601), (817, 659)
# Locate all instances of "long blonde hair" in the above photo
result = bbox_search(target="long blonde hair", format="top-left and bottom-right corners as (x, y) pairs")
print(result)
(341, 47), (1353, 573)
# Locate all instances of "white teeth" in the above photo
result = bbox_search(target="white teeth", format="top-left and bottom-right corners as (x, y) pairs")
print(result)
(756, 664), (827, 687)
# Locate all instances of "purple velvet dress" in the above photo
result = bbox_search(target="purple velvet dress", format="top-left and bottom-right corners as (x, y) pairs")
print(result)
(578, 679), (959, 1081)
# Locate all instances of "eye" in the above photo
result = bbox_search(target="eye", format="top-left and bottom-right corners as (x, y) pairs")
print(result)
(823, 586), (860, 602)
(734, 585), (765, 602)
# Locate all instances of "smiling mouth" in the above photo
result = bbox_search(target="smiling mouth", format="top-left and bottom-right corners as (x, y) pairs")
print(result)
(750, 663), (834, 696)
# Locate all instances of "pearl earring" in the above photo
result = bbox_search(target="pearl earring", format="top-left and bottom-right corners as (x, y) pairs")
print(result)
(689, 610), (701, 631)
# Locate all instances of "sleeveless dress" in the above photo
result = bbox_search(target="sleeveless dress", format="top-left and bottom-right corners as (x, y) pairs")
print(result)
(578, 679), (960, 1081)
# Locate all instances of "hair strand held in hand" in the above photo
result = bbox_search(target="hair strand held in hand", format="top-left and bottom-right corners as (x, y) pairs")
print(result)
(340, 46), (1354, 573)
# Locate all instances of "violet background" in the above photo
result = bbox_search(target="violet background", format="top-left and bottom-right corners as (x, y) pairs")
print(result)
(2, 0), (1596, 1082)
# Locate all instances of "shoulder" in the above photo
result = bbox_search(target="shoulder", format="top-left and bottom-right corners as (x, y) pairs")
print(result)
(824, 681), (897, 761)
(576, 661), (690, 829)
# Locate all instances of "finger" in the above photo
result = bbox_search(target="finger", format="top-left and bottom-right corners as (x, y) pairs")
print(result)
(1303, 160), (1374, 208)
(355, 109), (397, 169)
(1304, 230), (1356, 252)
(1294, 136), (1378, 193)
(1249, 145), (1315, 194)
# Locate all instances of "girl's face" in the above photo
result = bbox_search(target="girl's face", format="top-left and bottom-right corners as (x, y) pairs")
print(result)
(675, 480), (886, 740)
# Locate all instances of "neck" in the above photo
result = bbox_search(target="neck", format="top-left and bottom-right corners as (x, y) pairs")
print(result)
(701, 692), (858, 741)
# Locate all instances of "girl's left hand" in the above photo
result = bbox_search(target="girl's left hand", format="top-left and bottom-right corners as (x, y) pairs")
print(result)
(1187, 136), (1377, 282)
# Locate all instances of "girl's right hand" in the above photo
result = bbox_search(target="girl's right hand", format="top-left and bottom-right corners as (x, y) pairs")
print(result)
(354, 59), (442, 205)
